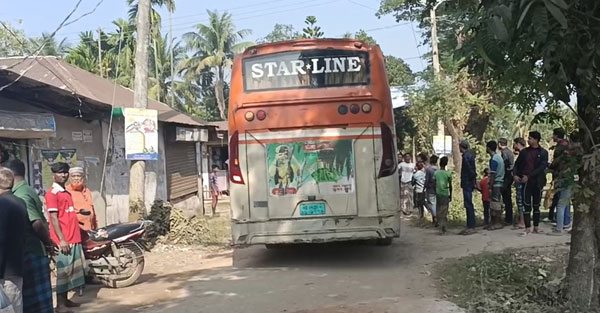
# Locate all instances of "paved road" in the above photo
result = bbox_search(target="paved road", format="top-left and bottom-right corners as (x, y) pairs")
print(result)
(79, 218), (569, 313)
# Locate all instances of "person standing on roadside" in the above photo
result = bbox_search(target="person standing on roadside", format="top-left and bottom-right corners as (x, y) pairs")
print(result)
(5, 160), (54, 313)
(67, 167), (98, 231)
(459, 140), (477, 235)
(498, 138), (515, 225)
(512, 138), (527, 229)
(547, 128), (574, 235)
(425, 155), (439, 226)
(486, 141), (505, 230)
(398, 153), (415, 215)
(435, 157), (453, 235)
(0, 167), (27, 313)
(514, 131), (549, 236)
(210, 165), (221, 217)
(477, 169), (491, 228)
(413, 162), (427, 218)
(46, 162), (85, 313)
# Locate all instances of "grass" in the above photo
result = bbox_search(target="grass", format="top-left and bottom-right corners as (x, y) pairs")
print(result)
(437, 247), (570, 313)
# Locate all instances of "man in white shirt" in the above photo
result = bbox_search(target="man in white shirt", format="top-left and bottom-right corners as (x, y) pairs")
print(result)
(398, 153), (415, 215)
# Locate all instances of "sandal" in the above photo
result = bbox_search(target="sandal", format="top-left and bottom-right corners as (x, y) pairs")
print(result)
(533, 228), (544, 234)
(519, 231), (529, 237)
(462, 228), (477, 236)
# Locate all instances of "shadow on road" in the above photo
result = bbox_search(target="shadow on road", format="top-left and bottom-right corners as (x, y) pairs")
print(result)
(232, 239), (417, 269)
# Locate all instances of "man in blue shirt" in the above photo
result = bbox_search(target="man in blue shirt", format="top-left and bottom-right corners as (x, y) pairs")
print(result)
(487, 141), (505, 230)
(459, 140), (477, 235)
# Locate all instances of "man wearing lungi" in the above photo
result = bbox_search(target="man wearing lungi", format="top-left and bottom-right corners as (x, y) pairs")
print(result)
(5, 159), (54, 313)
(45, 162), (85, 313)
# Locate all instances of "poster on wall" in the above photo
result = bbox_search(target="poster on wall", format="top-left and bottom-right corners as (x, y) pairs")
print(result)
(123, 108), (159, 160)
(40, 149), (77, 191)
(266, 140), (355, 197)
(32, 162), (44, 196)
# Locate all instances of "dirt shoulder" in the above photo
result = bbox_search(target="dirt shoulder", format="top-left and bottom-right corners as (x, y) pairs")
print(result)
(77, 216), (570, 313)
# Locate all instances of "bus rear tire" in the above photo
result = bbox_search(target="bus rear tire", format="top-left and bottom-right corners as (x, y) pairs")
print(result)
(376, 237), (393, 246)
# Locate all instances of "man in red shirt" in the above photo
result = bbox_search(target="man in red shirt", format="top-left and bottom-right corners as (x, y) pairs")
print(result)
(45, 162), (85, 313)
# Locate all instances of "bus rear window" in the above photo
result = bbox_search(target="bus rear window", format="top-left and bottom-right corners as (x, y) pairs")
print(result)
(243, 49), (370, 92)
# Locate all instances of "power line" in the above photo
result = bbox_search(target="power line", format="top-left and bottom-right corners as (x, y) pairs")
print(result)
(0, 0), (104, 103)
(63, 0), (105, 27)
(408, 20), (425, 70)
(335, 22), (411, 38)
(56, 0), (320, 38)
(5, 0), (86, 70)
(62, 0), (341, 45)
(346, 0), (378, 11)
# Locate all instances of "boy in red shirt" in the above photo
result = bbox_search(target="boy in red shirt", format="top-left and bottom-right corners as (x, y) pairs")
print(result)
(45, 162), (85, 313)
(477, 168), (491, 229)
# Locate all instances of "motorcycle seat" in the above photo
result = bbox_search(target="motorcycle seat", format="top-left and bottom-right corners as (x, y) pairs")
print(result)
(87, 223), (143, 242)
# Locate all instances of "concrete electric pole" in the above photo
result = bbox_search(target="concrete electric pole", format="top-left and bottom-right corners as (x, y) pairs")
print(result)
(129, 0), (151, 221)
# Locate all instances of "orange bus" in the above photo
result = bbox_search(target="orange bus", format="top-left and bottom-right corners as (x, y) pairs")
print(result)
(228, 39), (400, 246)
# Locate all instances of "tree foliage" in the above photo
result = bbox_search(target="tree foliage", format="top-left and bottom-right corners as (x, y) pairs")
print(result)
(180, 10), (252, 120)
(458, 0), (600, 309)
(302, 16), (324, 38)
(385, 55), (415, 86)
(0, 21), (33, 57)
(258, 24), (301, 43)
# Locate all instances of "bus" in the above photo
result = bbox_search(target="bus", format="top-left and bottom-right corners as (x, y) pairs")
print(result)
(228, 39), (401, 246)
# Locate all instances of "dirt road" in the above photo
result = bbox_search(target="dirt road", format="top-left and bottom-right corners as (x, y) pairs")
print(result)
(77, 217), (569, 313)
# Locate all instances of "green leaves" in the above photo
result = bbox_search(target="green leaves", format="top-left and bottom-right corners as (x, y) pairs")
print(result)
(543, 0), (568, 28)
(531, 3), (550, 40)
(488, 16), (510, 43)
(517, 0), (536, 29)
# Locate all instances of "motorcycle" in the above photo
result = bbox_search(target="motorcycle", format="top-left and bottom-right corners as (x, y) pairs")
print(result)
(76, 210), (152, 288)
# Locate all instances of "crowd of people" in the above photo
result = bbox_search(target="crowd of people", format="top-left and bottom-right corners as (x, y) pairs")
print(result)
(0, 160), (99, 313)
(398, 128), (577, 237)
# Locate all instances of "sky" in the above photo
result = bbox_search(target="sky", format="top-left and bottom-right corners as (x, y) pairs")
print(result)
(1, 0), (429, 72)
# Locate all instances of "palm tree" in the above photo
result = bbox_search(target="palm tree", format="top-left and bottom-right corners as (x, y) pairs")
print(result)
(107, 18), (137, 87)
(30, 32), (70, 56)
(180, 10), (252, 120)
(148, 34), (186, 104)
(65, 31), (98, 72)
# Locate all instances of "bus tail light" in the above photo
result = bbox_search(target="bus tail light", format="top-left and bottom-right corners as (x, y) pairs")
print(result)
(229, 131), (245, 184)
(378, 122), (397, 178)
(245, 111), (255, 121)
(350, 104), (360, 114)
(256, 110), (267, 121)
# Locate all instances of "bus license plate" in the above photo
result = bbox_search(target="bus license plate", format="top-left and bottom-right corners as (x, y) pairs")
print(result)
(299, 203), (326, 216)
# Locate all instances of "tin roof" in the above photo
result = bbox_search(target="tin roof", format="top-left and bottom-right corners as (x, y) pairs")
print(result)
(0, 56), (205, 127)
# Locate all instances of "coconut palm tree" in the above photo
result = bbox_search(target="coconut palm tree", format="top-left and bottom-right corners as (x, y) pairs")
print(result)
(107, 18), (137, 87)
(30, 32), (70, 56)
(65, 31), (98, 73)
(148, 34), (186, 104)
(180, 10), (253, 120)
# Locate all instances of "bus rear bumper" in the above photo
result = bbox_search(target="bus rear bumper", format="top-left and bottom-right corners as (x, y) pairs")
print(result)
(231, 214), (400, 245)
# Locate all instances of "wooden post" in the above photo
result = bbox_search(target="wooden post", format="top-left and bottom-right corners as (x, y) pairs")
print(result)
(129, 0), (151, 222)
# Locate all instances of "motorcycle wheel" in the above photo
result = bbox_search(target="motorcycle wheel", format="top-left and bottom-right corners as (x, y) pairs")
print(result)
(103, 243), (145, 288)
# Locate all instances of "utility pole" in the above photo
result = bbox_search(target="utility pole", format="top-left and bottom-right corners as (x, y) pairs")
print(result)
(98, 27), (102, 78)
(430, 6), (440, 75)
(169, 9), (175, 107)
(129, 0), (151, 222)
